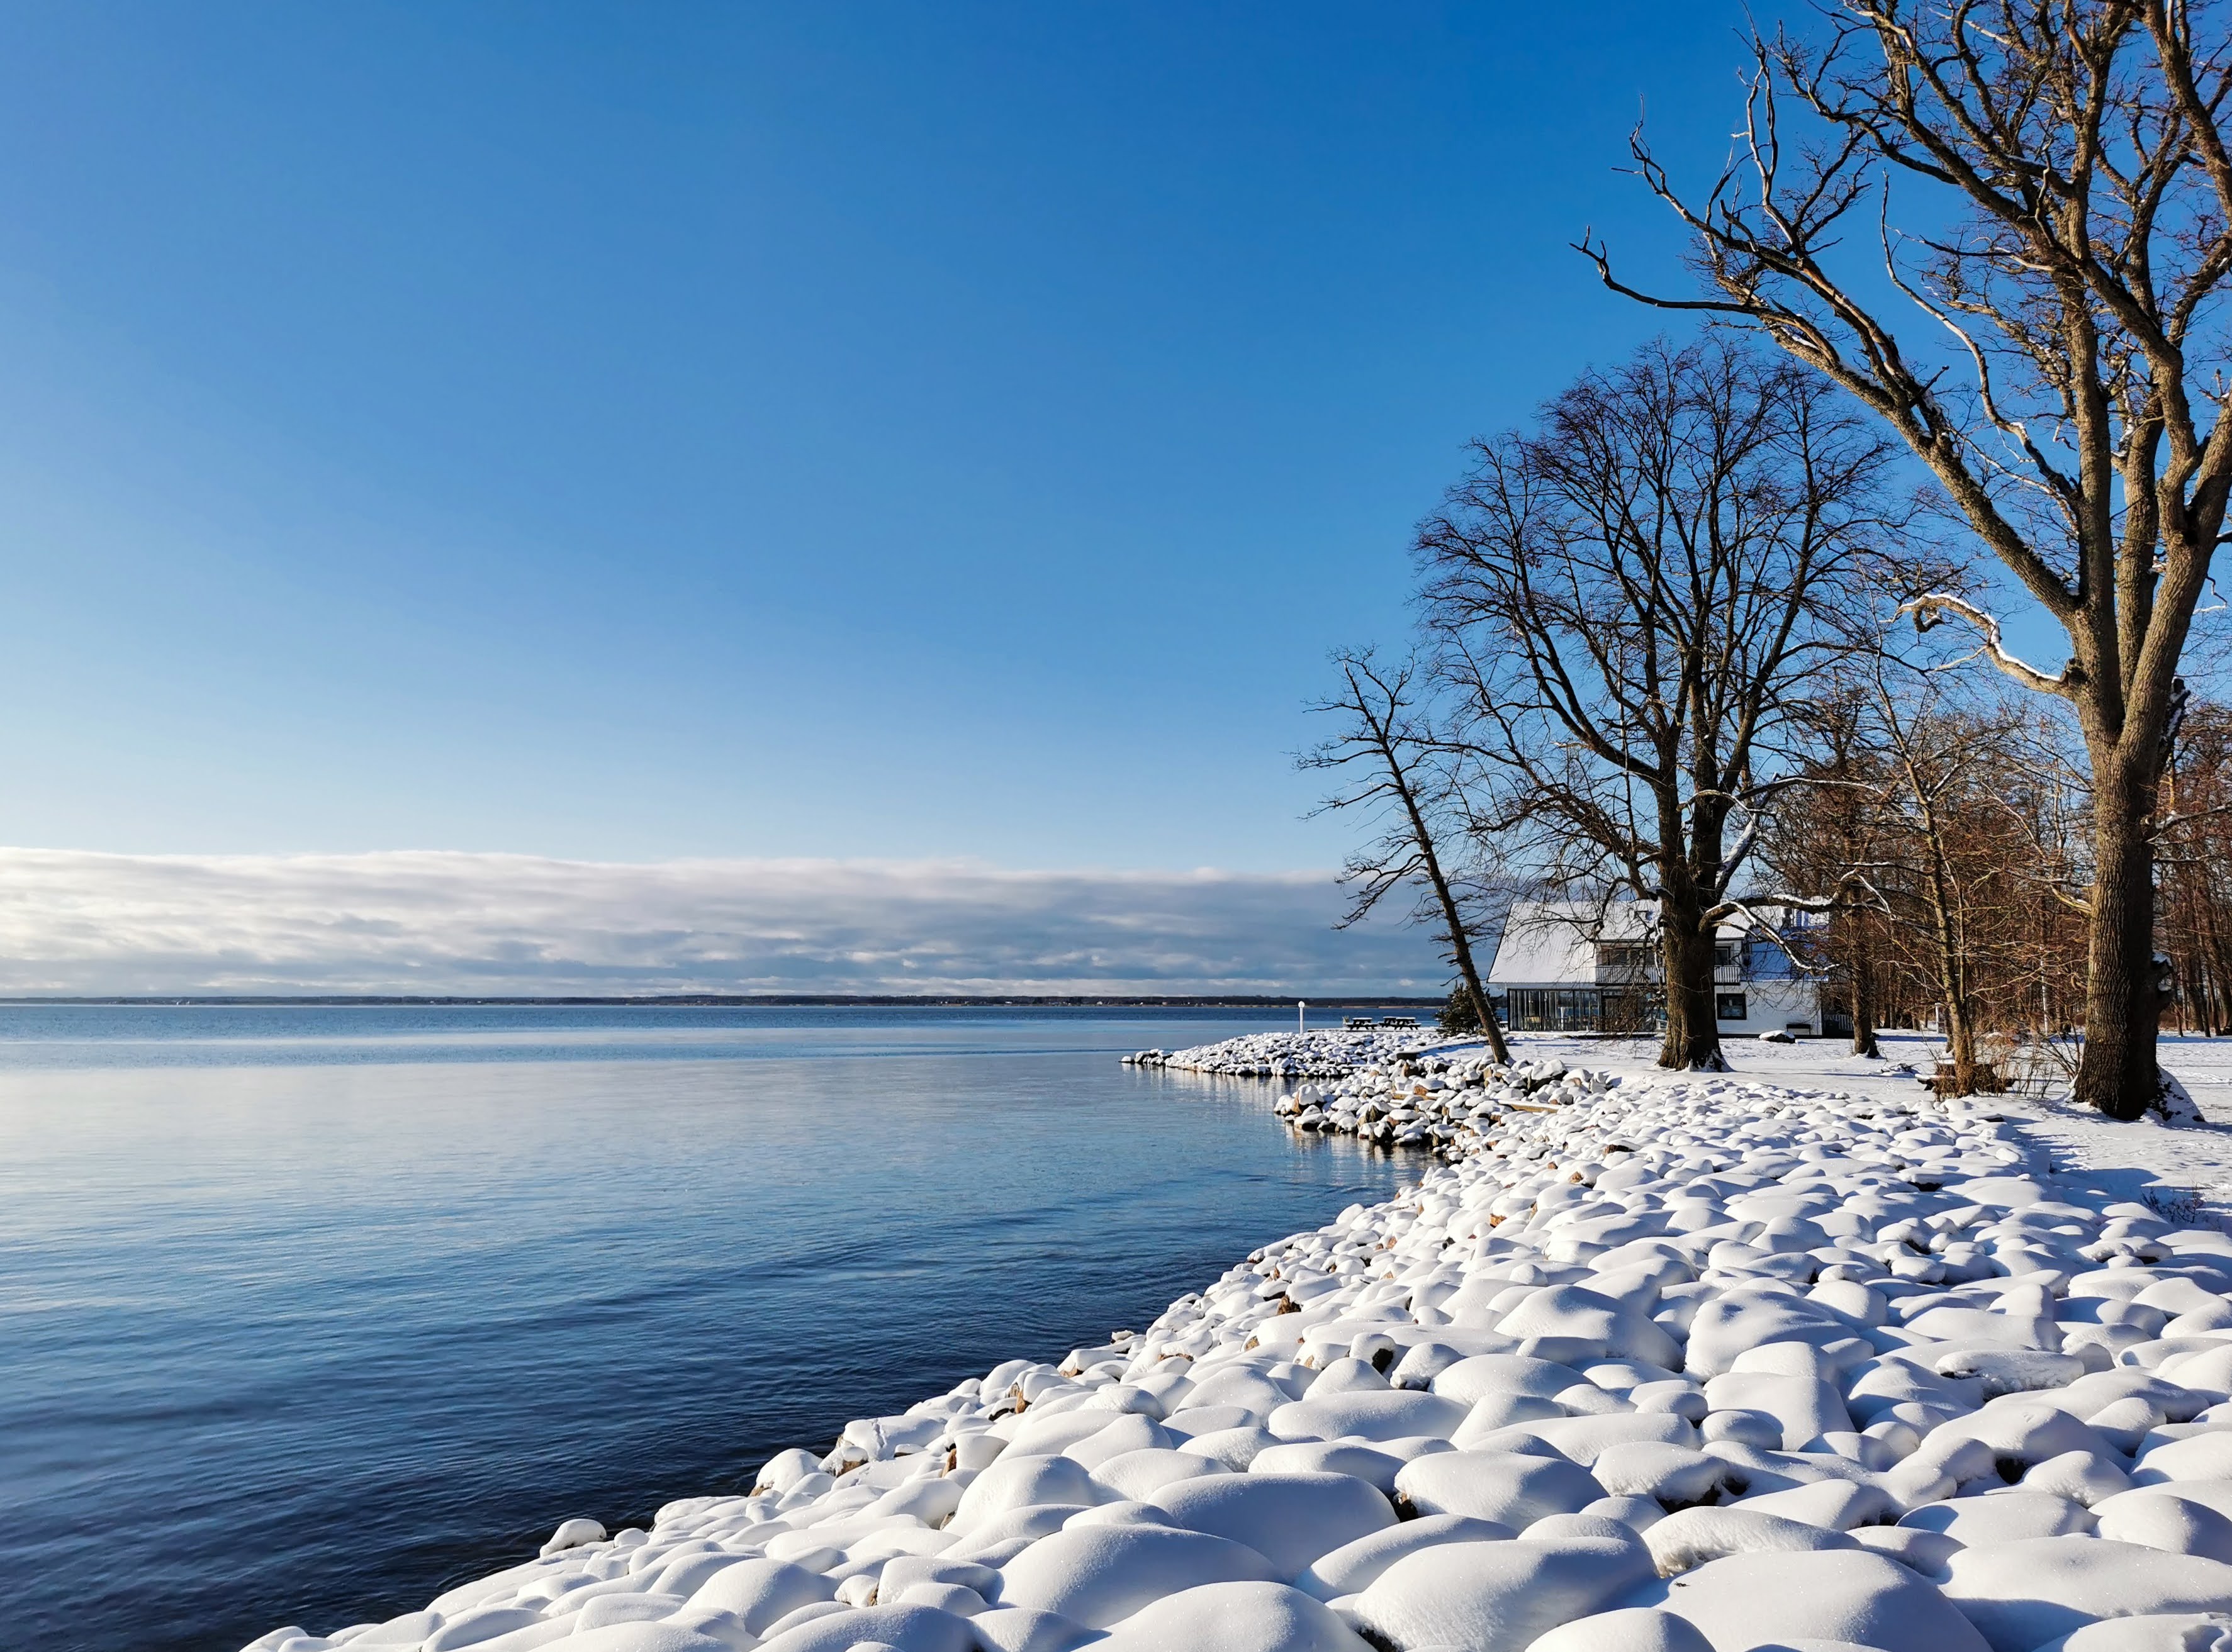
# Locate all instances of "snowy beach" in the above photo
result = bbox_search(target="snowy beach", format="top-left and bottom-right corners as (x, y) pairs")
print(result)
(241, 1030), (2232, 1652)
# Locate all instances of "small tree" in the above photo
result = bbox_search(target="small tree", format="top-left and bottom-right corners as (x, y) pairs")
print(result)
(1582, 3), (2232, 1117)
(2158, 700), (2232, 1031)
(1436, 980), (1485, 1035)
(1301, 647), (1512, 1062)
(1419, 340), (1898, 1070)
(1766, 684), (1897, 1058)
(1871, 678), (2039, 1091)
(1778, 652), (2095, 1087)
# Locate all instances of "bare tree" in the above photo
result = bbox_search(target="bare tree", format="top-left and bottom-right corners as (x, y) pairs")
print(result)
(1766, 684), (1897, 1057)
(1418, 340), (1898, 1070)
(1580, 3), (2232, 1117)
(1868, 672), (2041, 1091)
(2158, 698), (2232, 1029)
(1301, 647), (1512, 1063)
(1778, 647), (2099, 1086)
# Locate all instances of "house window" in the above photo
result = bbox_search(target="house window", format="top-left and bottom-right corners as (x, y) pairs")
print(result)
(1715, 993), (1747, 1022)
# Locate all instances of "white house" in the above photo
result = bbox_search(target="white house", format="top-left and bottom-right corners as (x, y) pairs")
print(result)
(1485, 899), (1827, 1037)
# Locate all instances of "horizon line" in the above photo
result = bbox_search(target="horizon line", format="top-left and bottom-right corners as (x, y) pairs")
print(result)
(0, 993), (1450, 1008)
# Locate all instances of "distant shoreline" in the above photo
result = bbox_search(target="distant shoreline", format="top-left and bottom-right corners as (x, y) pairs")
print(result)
(0, 993), (1447, 1008)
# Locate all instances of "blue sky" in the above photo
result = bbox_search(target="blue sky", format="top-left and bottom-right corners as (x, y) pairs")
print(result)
(0, 1), (1755, 879)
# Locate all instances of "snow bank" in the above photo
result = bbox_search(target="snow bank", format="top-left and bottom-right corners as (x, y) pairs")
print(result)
(242, 1037), (2232, 1652)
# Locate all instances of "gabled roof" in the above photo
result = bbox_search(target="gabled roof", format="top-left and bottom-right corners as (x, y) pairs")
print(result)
(1486, 901), (1609, 986)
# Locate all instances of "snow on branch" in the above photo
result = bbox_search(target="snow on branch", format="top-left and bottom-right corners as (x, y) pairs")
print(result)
(1897, 594), (2073, 698)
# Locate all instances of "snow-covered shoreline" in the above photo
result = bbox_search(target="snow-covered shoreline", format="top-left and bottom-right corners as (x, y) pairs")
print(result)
(245, 1031), (2232, 1652)
(1121, 1027), (1463, 1081)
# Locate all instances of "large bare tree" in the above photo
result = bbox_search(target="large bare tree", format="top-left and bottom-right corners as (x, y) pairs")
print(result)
(1580, 1), (2232, 1118)
(1301, 647), (1512, 1062)
(1418, 340), (1898, 1070)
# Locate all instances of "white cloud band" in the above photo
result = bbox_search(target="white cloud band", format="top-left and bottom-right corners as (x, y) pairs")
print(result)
(0, 848), (1443, 996)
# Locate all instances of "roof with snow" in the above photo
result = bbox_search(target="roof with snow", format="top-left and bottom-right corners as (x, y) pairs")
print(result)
(1486, 898), (1819, 986)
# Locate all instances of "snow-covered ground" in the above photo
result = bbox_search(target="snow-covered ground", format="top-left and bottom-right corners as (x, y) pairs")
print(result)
(1492, 1029), (2232, 1224)
(240, 1030), (2232, 1652)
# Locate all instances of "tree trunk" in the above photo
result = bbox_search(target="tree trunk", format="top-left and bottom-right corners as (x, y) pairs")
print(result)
(1916, 832), (1982, 1095)
(1657, 887), (1727, 1071)
(1449, 930), (1511, 1064)
(1849, 914), (1880, 1059)
(1943, 993), (1980, 1096)
(1400, 783), (1511, 1066)
(2075, 757), (2160, 1120)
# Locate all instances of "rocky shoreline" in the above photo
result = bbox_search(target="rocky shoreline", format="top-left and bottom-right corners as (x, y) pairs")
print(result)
(245, 1031), (2232, 1652)
(1121, 1027), (1452, 1081)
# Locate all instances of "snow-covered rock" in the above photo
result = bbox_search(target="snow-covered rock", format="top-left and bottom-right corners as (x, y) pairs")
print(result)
(242, 1041), (2232, 1652)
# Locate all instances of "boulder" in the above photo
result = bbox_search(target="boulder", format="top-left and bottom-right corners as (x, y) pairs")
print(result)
(1644, 1505), (1858, 1574)
(965, 1605), (1097, 1652)
(2031, 1616), (2232, 1651)
(1062, 1415), (1172, 1470)
(1643, 1548), (1992, 1651)
(953, 1456), (1106, 1529)
(1898, 1492), (2096, 1546)
(1150, 1471), (1395, 1578)
(1496, 1283), (1683, 1368)
(1094, 1581), (1371, 1651)
(1685, 1298), (1858, 1378)
(2138, 1432), (2232, 1487)
(1266, 1390), (1468, 1444)
(2095, 1490), (2232, 1563)
(748, 1603), (978, 1652)
(1247, 1439), (1413, 1492)
(994, 1523), (1279, 1629)
(1293, 1514), (1515, 1600)
(685, 1560), (840, 1635)
(1459, 1411), (1694, 1465)
(1430, 1354), (1593, 1406)
(1349, 1524), (1657, 1652)
(1393, 1448), (1605, 1524)
(1524, 1607), (1714, 1652)
(1940, 1535), (2232, 1652)
(1085, 1448), (1227, 1503)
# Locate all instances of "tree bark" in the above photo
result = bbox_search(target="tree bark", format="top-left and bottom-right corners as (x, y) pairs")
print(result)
(1443, 904), (1511, 1064)
(1849, 913), (1880, 1059)
(1657, 879), (1727, 1071)
(2077, 755), (2158, 1120)
(1919, 861), (1981, 1095)
(1393, 768), (1511, 1066)
(1942, 985), (1979, 1095)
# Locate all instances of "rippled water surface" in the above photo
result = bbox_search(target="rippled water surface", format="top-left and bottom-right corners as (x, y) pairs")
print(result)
(0, 1005), (1426, 1652)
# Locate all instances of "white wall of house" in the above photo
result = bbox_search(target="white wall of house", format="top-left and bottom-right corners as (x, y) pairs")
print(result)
(1710, 976), (1820, 1037)
(1486, 899), (1825, 1037)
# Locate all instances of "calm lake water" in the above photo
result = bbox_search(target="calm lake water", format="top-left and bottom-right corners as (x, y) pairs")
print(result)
(0, 1005), (1426, 1652)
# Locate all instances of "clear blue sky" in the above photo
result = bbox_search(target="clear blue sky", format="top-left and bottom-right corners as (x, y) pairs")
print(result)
(0, 2), (1759, 871)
